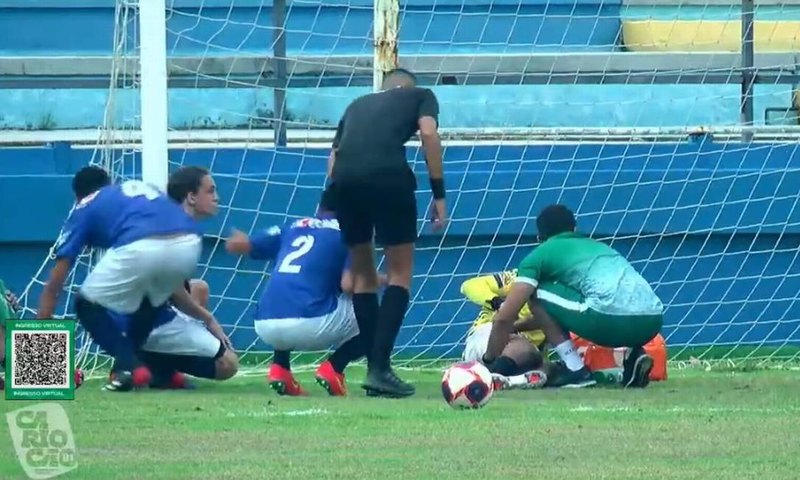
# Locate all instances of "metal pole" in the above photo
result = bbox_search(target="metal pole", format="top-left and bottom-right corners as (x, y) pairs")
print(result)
(741, 0), (755, 142)
(139, 0), (169, 189)
(273, 0), (288, 147)
(373, 0), (399, 92)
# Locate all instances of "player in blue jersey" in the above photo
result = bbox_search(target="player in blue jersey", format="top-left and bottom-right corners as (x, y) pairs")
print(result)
(106, 167), (239, 389)
(225, 185), (367, 396)
(37, 165), (214, 391)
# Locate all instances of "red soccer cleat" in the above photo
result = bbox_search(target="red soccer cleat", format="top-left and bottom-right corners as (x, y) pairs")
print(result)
(315, 360), (347, 396)
(268, 363), (307, 396)
(74, 368), (84, 389)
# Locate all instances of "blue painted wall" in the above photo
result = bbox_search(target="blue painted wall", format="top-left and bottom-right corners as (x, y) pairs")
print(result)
(0, 0), (792, 129)
(2, 142), (799, 356)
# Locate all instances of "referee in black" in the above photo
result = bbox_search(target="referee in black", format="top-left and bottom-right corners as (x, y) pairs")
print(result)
(328, 68), (447, 398)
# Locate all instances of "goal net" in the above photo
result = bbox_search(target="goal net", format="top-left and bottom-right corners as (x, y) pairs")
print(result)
(16, 0), (800, 375)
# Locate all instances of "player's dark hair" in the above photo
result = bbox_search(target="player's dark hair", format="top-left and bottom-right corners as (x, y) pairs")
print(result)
(168, 166), (210, 203)
(318, 183), (337, 213)
(536, 204), (577, 241)
(382, 68), (417, 89)
(72, 166), (111, 201)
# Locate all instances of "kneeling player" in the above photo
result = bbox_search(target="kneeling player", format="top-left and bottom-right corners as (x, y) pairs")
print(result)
(136, 279), (239, 388)
(225, 186), (364, 396)
(461, 270), (550, 389)
(38, 166), (217, 390)
(482, 204), (664, 388)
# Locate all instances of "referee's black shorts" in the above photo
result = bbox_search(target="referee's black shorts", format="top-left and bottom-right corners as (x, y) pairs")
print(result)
(334, 168), (418, 247)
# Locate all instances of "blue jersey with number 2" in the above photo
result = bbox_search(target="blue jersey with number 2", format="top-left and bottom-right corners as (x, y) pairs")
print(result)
(54, 180), (199, 261)
(251, 214), (349, 320)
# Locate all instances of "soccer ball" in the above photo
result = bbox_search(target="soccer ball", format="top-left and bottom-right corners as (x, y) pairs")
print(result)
(441, 361), (494, 409)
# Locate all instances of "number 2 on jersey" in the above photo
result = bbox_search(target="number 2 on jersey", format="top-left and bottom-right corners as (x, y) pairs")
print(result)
(278, 235), (315, 274)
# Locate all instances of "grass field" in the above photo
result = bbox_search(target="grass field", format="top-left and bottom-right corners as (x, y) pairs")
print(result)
(1, 367), (799, 480)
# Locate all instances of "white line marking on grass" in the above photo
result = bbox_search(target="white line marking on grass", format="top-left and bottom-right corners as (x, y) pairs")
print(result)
(568, 405), (800, 414)
(226, 408), (330, 419)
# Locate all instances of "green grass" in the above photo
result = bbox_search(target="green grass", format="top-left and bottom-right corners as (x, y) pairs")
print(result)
(1, 368), (799, 479)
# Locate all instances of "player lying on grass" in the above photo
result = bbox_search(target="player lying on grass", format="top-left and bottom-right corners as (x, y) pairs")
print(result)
(482, 204), (664, 388)
(110, 279), (239, 389)
(460, 270), (552, 389)
(38, 166), (217, 391)
(225, 185), (370, 396)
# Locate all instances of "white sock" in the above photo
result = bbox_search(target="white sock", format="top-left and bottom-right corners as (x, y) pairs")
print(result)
(554, 340), (585, 372)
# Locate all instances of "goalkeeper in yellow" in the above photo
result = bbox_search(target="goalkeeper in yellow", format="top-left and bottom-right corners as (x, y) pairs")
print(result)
(461, 269), (552, 389)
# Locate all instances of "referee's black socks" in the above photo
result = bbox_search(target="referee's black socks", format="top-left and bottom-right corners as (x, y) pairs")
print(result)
(372, 285), (410, 371)
(352, 293), (379, 363)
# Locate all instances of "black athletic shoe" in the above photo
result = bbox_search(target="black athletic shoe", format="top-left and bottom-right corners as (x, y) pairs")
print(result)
(104, 370), (134, 392)
(623, 347), (653, 389)
(362, 368), (415, 398)
(547, 366), (597, 389)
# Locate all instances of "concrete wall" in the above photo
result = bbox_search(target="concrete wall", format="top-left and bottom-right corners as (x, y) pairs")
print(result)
(2, 141), (799, 355)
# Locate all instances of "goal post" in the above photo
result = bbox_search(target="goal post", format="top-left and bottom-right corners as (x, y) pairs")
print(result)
(373, 0), (400, 91)
(138, 0), (170, 190)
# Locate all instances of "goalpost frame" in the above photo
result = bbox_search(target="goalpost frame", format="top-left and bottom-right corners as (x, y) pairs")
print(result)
(373, 0), (400, 91)
(138, 0), (170, 190)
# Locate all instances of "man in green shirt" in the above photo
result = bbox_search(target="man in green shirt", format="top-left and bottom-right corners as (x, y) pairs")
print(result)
(482, 204), (663, 388)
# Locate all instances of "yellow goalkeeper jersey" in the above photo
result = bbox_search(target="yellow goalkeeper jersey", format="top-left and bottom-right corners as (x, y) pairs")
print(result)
(460, 269), (545, 348)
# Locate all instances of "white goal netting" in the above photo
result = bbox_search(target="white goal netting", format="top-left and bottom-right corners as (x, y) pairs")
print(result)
(15, 0), (800, 374)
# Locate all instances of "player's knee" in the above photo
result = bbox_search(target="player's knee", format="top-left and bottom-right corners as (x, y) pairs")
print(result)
(189, 279), (210, 308)
(214, 350), (239, 380)
(353, 272), (380, 292)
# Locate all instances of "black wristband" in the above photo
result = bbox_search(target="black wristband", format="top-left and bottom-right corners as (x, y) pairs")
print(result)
(430, 177), (445, 200)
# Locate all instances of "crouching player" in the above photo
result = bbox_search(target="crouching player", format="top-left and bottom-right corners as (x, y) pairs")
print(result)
(225, 186), (365, 396)
(38, 166), (215, 391)
(133, 279), (239, 388)
(461, 270), (550, 389)
(482, 204), (664, 389)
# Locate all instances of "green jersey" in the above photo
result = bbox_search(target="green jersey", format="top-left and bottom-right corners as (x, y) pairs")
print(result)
(516, 232), (663, 316)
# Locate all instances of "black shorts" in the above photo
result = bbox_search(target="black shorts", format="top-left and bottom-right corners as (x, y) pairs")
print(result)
(334, 170), (418, 247)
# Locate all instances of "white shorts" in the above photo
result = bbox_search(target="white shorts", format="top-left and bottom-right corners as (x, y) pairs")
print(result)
(462, 322), (492, 363)
(141, 310), (222, 358)
(255, 295), (359, 351)
(80, 234), (202, 314)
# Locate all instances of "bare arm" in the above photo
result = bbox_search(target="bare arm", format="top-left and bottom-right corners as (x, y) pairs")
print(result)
(513, 314), (539, 333)
(171, 287), (214, 325)
(419, 116), (443, 180)
(171, 286), (232, 349)
(484, 282), (535, 362)
(37, 259), (72, 319)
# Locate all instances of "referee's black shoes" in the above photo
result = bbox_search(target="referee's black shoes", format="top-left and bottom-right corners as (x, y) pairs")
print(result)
(362, 368), (415, 398)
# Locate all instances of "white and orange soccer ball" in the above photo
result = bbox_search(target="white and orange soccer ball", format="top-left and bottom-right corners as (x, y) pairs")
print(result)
(441, 361), (494, 409)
